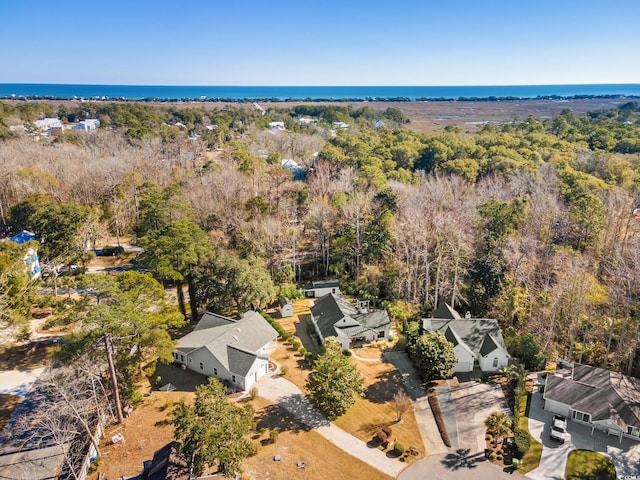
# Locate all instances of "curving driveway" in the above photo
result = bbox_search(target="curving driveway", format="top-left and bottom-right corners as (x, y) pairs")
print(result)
(257, 373), (406, 478)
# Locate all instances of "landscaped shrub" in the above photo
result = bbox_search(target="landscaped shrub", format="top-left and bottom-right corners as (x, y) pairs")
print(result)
(304, 351), (314, 364)
(393, 443), (406, 456)
(280, 366), (288, 376)
(299, 347), (308, 356)
(101, 245), (125, 256)
(485, 433), (493, 441)
(269, 429), (279, 443)
(248, 386), (258, 400)
(511, 458), (521, 469)
(489, 452), (497, 460)
(292, 340), (301, 350)
(342, 349), (352, 357)
(428, 391), (452, 447)
(514, 427), (531, 458)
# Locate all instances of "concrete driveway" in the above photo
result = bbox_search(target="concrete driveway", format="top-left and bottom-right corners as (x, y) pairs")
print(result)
(448, 378), (511, 454)
(399, 451), (521, 480)
(527, 379), (640, 479)
(0, 368), (45, 396)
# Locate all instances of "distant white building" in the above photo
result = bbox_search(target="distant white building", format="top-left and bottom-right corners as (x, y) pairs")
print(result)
(269, 121), (285, 132)
(332, 121), (349, 129)
(298, 117), (315, 125)
(34, 118), (63, 133)
(71, 119), (100, 131)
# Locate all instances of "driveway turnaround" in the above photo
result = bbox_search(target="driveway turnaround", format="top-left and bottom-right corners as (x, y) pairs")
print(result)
(398, 452), (521, 480)
(527, 378), (640, 479)
(257, 373), (406, 478)
(448, 379), (510, 454)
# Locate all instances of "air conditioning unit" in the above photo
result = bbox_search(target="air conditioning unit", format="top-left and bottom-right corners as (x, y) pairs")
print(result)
(181, 364), (187, 370)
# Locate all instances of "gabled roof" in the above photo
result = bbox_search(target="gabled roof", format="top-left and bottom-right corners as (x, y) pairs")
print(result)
(142, 441), (188, 480)
(303, 279), (340, 291)
(177, 311), (277, 376)
(9, 230), (36, 245)
(427, 318), (508, 359)
(311, 293), (390, 340)
(432, 303), (462, 319)
(279, 297), (292, 308)
(544, 363), (640, 429)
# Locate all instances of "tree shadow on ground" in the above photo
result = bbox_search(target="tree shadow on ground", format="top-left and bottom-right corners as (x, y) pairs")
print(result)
(254, 403), (313, 434)
(365, 369), (404, 404)
(441, 448), (486, 470)
(358, 419), (396, 436)
(276, 394), (330, 429)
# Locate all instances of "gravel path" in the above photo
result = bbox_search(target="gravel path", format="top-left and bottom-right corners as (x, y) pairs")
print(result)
(257, 373), (406, 478)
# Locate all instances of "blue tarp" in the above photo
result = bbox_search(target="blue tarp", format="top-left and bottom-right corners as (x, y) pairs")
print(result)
(9, 230), (36, 244)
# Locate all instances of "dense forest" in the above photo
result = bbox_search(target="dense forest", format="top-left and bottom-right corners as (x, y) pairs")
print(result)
(2, 99), (640, 378)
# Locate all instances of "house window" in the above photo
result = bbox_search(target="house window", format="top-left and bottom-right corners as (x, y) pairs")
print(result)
(189, 357), (192, 363)
(492, 358), (499, 368)
(180, 354), (184, 362)
(232, 375), (236, 383)
(378, 331), (385, 339)
(199, 362), (203, 370)
(573, 411), (591, 423)
(214, 368), (218, 376)
(627, 426), (640, 437)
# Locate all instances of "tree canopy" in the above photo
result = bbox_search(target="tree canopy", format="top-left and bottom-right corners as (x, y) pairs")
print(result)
(170, 378), (255, 476)
(408, 331), (457, 381)
(306, 338), (365, 419)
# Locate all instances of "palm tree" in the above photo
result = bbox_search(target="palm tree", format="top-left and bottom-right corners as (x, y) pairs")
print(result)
(485, 411), (512, 447)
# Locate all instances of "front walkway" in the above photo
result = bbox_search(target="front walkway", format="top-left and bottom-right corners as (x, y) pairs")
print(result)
(257, 373), (406, 478)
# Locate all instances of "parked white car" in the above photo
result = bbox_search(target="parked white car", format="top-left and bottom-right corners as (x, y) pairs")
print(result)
(550, 415), (567, 443)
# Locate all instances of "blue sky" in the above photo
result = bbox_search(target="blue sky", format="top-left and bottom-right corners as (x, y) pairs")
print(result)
(1, 0), (638, 86)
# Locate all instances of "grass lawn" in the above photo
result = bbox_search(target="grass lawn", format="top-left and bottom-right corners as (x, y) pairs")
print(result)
(518, 379), (543, 473)
(0, 394), (23, 430)
(272, 301), (424, 459)
(565, 450), (616, 480)
(245, 397), (394, 480)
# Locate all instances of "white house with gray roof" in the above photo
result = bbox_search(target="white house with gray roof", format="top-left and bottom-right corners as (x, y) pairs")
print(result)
(422, 303), (509, 373)
(174, 311), (278, 391)
(310, 293), (391, 350)
(543, 363), (640, 441)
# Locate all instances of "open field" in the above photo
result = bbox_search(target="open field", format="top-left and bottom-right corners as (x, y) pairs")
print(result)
(9, 97), (629, 133)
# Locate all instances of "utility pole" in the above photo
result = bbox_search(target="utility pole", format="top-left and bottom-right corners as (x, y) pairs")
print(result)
(104, 333), (124, 424)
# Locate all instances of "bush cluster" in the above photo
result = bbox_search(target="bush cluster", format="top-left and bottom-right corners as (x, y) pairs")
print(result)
(513, 427), (531, 458)
(393, 443), (406, 456)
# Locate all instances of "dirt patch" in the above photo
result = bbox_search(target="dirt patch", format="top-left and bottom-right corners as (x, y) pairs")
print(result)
(0, 341), (54, 370)
(89, 392), (192, 480)
(0, 394), (22, 430)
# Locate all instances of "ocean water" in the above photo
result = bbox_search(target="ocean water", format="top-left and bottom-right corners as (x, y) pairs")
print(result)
(0, 83), (639, 100)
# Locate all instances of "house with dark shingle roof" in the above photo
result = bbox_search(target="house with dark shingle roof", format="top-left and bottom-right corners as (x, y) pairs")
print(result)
(422, 303), (509, 373)
(142, 441), (189, 480)
(302, 279), (341, 298)
(543, 363), (640, 441)
(174, 311), (278, 391)
(310, 293), (391, 349)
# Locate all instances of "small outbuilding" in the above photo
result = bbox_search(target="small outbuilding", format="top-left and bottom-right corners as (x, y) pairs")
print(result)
(301, 280), (340, 298)
(278, 297), (294, 318)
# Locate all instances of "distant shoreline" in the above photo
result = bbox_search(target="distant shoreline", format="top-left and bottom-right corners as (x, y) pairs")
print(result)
(1, 83), (639, 102)
(2, 94), (639, 103)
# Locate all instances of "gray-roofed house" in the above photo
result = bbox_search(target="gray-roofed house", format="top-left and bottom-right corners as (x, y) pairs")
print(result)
(301, 279), (341, 298)
(543, 363), (640, 441)
(279, 297), (294, 318)
(174, 311), (278, 391)
(422, 304), (509, 373)
(310, 293), (391, 350)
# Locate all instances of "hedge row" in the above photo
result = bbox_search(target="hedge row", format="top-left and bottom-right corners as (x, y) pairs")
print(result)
(427, 390), (452, 447)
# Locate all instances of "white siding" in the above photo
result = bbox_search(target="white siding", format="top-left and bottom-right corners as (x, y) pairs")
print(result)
(479, 349), (509, 372)
(183, 347), (232, 383)
(544, 398), (571, 417)
(280, 304), (294, 318)
(453, 345), (474, 372)
(241, 357), (269, 390)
